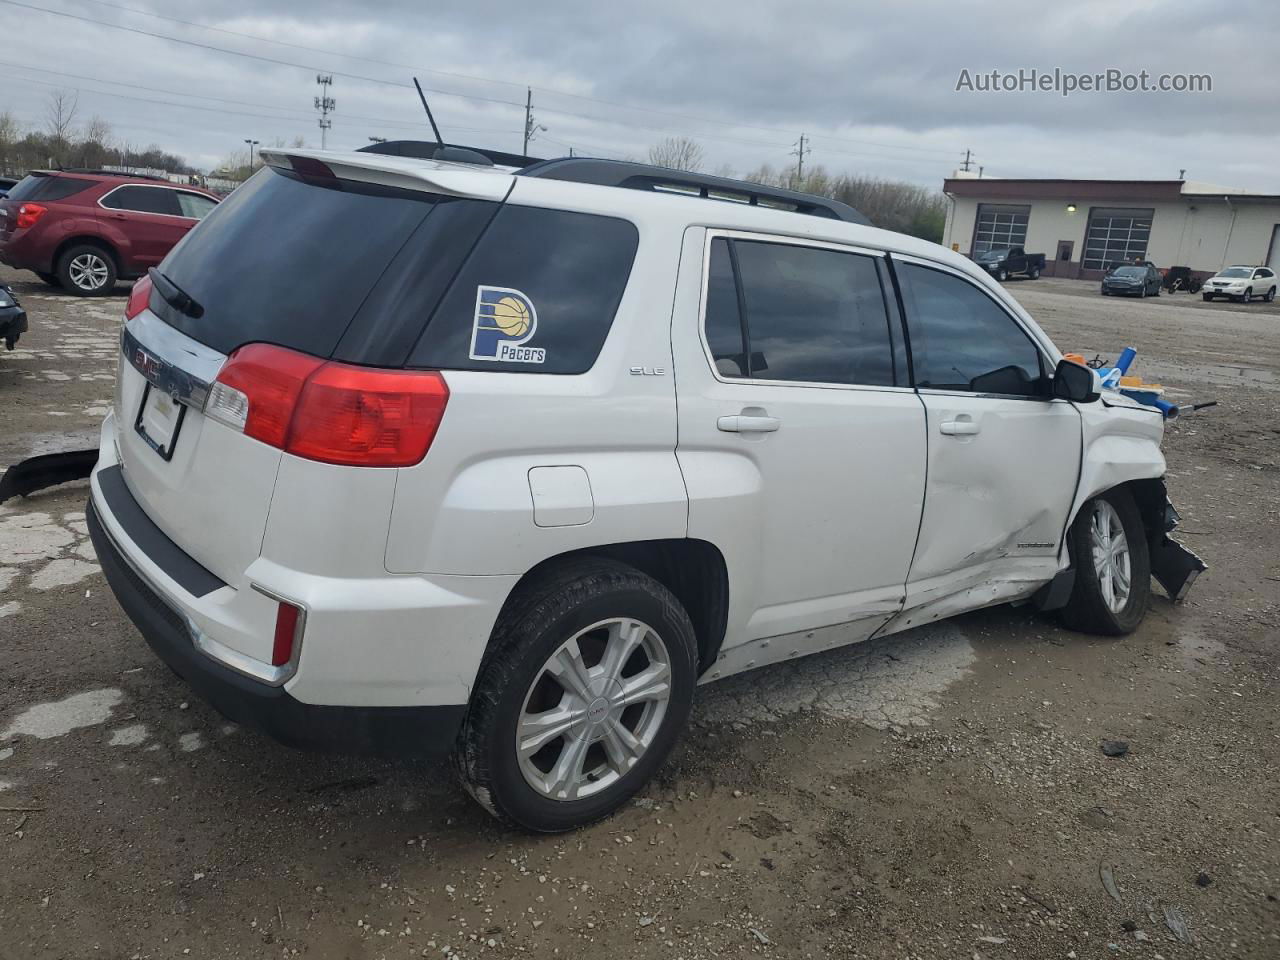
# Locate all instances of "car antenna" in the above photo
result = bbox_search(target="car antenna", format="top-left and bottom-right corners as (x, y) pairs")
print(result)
(413, 77), (445, 150)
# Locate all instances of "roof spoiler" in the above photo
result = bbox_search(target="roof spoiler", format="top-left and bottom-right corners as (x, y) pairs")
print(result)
(256, 147), (513, 202)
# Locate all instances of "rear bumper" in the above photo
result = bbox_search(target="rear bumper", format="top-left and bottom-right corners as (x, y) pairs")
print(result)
(88, 496), (466, 756)
(0, 234), (50, 274)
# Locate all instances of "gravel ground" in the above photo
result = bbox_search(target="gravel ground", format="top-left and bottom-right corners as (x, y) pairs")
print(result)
(1, 268), (1277, 960)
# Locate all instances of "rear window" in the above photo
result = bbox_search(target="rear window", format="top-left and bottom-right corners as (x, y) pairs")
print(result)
(6, 174), (95, 203)
(408, 205), (639, 374)
(153, 167), (638, 372)
(155, 168), (487, 361)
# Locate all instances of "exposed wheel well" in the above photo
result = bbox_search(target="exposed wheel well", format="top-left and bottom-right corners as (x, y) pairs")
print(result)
(511, 540), (729, 675)
(53, 236), (119, 273)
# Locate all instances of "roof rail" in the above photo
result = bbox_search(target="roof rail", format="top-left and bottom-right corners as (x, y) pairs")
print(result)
(58, 168), (171, 182)
(357, 140), (543, 169)
(518, 158), (871, 225)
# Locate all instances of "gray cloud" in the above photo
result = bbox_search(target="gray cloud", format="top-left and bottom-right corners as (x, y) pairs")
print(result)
(0, 0), (1276, 189)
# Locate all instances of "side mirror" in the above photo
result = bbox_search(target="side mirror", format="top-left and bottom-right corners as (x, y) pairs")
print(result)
(1053, 358), (1100, 403)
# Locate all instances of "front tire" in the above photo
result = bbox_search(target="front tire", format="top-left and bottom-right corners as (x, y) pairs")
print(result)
(1060, 489), (1150, 635)
(1241, 288), (1253, 303)
(996, 268), (1008, 282)
(455, 558), (698, 832)
(1202, 293), (1214, 301)
(56, 244), (117, 297)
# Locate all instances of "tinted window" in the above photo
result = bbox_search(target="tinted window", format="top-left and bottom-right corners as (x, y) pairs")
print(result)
(6, 174), (95, 202)
(157, 168), (450, 359)
(898, 263), (1046, 397)
(731, 239), (896, 386)
(704, 238), (747, 377)
(176, 192), (217, 220)
(102, 185), (181, 216)
(409, 205), (639, 374)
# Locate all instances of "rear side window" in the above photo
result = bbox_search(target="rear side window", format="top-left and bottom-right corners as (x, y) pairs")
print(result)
(897, 262), (1046, 397)
(176, 192), (217, 220)
(156, 168), (462, 360)
(702, 236), (900, 387)
(408, 206), (639, 374)
(101, 185), (181, 216)
(6, 174), (94, 202)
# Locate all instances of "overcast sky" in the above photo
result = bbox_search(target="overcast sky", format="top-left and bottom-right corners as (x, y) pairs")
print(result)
(1, 0), (1276, 190)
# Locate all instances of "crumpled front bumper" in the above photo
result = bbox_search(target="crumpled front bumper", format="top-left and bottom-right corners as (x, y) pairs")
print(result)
(1149, 495), (1207, 601)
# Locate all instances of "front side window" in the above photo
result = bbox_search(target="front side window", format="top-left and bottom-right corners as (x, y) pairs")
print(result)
(897, 262), (1046, 397)
(101, 185), (181, 216)
(702, 236), (898, 387)
(176, 192), (217, 220)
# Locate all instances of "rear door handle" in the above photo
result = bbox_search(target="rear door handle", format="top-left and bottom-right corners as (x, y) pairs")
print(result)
(718, 414), (781, 433)
(939, 418), (980, 436)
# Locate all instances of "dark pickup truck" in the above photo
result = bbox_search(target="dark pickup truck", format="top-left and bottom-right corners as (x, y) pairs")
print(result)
(972, 246), (1046, 281)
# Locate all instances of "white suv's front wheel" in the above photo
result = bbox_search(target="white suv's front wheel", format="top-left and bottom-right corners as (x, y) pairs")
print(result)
(455, 559), (697, 832)
(1060, 489), (1151, 635)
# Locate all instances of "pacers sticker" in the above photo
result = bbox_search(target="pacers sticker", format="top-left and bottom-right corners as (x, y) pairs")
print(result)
(469, 286), (545, 363)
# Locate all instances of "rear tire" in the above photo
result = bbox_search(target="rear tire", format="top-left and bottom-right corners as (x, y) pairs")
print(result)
(1028, 266), (1040, 279)
(455, 558), (698, 832)
(1060, 488), (1150, 636)
(1266, 286), (1276, 302)
(56, 244), (117, 297)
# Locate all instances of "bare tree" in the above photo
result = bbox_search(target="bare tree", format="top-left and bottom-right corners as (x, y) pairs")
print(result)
(647, 136), (704, 172)
(82, 115), (112, 145)
(44, 90), (79, 152)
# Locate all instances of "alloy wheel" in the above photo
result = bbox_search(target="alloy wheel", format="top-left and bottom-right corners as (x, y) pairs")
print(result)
(516, 617), (672, 802)
(68, 253), (109, 292)
(1090, 500), (1131, 614)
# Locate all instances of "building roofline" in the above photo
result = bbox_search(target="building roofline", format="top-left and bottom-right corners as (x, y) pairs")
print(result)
(943, 176), (1280, 204)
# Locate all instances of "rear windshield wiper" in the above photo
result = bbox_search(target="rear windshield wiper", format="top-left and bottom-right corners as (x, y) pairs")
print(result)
(149, 267), (204, 319)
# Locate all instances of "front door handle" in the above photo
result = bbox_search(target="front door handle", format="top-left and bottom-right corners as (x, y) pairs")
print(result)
(718, 414), (781, 434)
(939, 417), (980, 436)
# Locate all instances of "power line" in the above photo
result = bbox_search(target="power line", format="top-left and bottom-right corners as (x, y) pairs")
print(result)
(0, 61), (520, 136)
(66, 0), (956, 158)
(0, 0), (955, 167)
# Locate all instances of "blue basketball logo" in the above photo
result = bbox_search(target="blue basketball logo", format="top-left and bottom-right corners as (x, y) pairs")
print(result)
(469, 286), (545, 363)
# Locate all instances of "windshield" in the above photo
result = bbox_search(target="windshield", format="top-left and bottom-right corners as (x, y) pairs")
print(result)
(1218, 267), (1252, 278)
(1111, 267), (1145, 277)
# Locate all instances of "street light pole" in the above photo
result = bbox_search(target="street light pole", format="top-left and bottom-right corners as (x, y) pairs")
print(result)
(243, 138), (259, 170)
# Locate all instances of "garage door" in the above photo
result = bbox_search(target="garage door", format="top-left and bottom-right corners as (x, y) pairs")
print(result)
(973, 204), (1030, 254)
(1083, 208), (1153, 271)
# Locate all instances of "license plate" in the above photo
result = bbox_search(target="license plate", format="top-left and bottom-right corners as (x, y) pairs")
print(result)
(134, 383), (187, 460)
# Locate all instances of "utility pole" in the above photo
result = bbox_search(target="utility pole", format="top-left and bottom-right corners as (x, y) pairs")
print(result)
(791, 133), (810, 183)
(1178, 168), (1186, 179)
(314, 74), (335, 149)
(978, 165), (984, 178)
(522, 87), (548, 155)
(243, 138), (259, 170)
(961, 148), (974, 172)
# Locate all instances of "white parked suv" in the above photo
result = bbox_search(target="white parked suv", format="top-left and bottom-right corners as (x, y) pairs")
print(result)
(1201, 265), (1277, 302)
(87, 147), (1205, 831)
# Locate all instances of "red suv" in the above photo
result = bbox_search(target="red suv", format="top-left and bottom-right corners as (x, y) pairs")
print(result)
(0, 170), (220, 296)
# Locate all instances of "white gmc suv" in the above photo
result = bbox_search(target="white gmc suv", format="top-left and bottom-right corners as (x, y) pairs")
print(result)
(87, 148), (1204, 832)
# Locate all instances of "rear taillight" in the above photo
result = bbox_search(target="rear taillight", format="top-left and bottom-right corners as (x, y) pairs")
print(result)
(206, 344), (449, 467)
(125, 274), (153, 320)
(15, 203), (46, 230)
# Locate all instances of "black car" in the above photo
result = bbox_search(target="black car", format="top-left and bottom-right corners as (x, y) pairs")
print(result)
(0, 176), (18, 198)
(0, 283), (27, 349)
(1101, 263), (1161, 297)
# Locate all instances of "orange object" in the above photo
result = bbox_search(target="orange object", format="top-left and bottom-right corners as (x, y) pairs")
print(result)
(1063, 353), (1087, 367)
